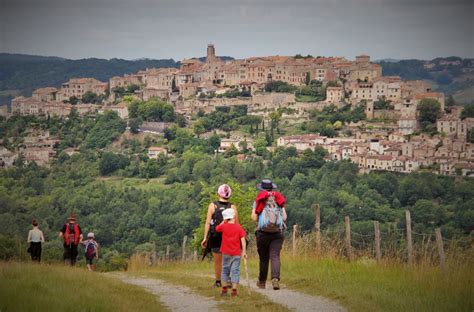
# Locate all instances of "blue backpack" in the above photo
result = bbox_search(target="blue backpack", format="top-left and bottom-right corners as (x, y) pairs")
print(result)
(257, 193), (285, 233)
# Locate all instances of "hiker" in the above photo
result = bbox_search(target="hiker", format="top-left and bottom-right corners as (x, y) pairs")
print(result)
(27, 219), (45, 262)
(82, 232), (99, 271)
(59, 213), (83, 266)
(216, 208), (247, 297)
(201, 184), (239, 288)
(251, 179), (287, 290)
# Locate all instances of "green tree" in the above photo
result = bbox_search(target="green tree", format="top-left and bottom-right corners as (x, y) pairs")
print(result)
(461, 103), (474, 119)
(417, 98), (441, 133)
(81, 91), (99, 104)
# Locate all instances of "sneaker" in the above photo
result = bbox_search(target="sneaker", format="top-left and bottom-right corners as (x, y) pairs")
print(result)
(256, 280), (266, 289)
(231, 290), (238, 297)
(214, 280), (222, 288)
(272, 278), (280, 290)
(221, 287), (228, 296)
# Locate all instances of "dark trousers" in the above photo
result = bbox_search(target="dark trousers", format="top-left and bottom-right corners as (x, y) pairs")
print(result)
(256, 231), (284, 281)
(30, 242), (42, 262)
(63, 244), (79, 265)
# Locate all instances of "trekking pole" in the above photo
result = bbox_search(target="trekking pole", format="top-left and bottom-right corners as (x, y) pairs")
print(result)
(243, 257), (251, 296)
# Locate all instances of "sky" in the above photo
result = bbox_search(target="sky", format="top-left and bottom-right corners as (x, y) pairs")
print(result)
(1, 0), (473, 61)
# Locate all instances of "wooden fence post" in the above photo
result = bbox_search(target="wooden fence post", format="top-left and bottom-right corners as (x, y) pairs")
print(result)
(193, 233), (197, 261)
(405, 210), (413, 266)
(292, 224), (298, 257)
(314, 204), (321, 256)
(166, 245), (170, 261)
(374, 221), (381, 262)
(345, 216), (352, 261)
(182, 235), (188, 263)
(435, 228), (446, 270)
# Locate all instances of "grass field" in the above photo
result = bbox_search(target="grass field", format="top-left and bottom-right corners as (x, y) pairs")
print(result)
(0, 262), (166, 312)
(130, 255), (474, 312)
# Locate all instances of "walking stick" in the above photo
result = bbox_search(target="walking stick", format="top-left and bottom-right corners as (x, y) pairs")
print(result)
(243, 256), (251, 296)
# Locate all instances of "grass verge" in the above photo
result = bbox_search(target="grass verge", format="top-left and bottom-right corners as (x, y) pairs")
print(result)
(280, 255), (473, 312)
(0, 262), (166, 312)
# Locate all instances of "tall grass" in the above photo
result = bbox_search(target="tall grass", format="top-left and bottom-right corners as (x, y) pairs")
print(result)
(0, 262), (165, 312)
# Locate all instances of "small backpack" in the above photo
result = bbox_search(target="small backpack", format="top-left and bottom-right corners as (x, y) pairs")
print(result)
(85, 240), (96, 258)
(257, 193), (285, 233)
(210, 201), (231, 238)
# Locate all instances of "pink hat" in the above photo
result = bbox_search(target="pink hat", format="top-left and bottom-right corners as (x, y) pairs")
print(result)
(217, 184), (232, 199)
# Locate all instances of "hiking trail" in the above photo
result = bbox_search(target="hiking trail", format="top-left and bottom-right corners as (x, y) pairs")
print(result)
(109, 273), (219, 312)
(110, 272), (346, 312)
(248, 282), (347, 312)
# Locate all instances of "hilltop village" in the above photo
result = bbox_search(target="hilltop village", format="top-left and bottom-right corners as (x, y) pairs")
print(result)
(1, 44), (473, 176)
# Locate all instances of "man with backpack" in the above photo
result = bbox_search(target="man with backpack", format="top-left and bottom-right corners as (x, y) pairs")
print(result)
(251, 179), (287, 290)
(201, 184), (239, 288)
(82, 232), (99, 271)
(59, 213), (83, 266)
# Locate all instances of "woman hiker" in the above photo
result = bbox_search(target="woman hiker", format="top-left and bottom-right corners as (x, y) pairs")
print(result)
(27, 219), (45, 262)
(251, 178), (287, 290)
(201, 184), (239, 287)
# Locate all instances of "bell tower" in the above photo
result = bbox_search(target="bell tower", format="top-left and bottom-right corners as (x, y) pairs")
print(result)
(207, 43), (216, 62)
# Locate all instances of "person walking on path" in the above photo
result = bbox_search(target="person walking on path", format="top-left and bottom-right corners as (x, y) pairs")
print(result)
(82, 232), (99, 271)
(27, 219), (45, 262)
(59, 213), (83, 266)
(201, 184), (239, 288)
(216, 208), (247, 297)
(251, 179), (287, 290)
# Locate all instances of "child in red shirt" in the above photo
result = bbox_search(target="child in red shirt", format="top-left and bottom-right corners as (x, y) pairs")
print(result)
(216, 208), (247, 297)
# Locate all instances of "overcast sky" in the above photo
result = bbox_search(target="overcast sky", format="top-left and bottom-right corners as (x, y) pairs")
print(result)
(1, 0), (473, 61)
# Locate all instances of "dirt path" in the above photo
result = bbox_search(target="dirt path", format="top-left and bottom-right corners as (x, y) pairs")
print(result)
(111, 271), (346, 312)
(248, 282), (347, 312)
(110, 273), (219, 312)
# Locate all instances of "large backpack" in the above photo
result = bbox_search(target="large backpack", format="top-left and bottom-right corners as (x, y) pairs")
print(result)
(85, 240), (96, 258)
(209, 201), (231, 238)
(257, 192), (285, 233)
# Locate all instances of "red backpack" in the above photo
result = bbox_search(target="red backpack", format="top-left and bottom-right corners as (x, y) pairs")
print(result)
(65, 223), (80, 246)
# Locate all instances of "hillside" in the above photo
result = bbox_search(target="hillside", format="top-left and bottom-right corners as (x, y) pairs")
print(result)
(0, 53), (180, 105)
(378, 57), (474, 104)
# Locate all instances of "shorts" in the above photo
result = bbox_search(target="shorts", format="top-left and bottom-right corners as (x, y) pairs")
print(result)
(85, 255), (96, 265)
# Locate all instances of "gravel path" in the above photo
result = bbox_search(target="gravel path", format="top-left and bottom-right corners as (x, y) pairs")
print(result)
(110, 273), (219, 312)
(248, 281), (347, 312)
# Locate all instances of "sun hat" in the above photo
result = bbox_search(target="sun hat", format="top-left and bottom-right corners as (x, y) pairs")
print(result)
(67, 213), (77, 222)
(256, 179), (277, 191)
(222, 208), (235, 220)
(217, 184), (232, 199)
(87, 232), (94, 238)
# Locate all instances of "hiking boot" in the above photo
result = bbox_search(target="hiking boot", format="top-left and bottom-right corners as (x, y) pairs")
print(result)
(272, 278), (280, 290)
(256, 280), (266, 289)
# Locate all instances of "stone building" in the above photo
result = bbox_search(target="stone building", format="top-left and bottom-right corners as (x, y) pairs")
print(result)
(57, 78), (108, 101)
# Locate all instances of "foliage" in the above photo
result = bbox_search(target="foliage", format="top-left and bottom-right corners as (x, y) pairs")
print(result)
(83, 111), (126, 149)
(460, 103), (474, 119)
(417, 98), (441, 133)
(264, 81), (297, 93)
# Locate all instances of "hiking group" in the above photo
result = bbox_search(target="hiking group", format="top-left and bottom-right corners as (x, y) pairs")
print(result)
(26, 213), (100, 271)
(201, 179), (286, 296)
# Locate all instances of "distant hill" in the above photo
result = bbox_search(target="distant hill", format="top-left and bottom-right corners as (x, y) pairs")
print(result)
(378, 57), (474, 104)
(0, 53), (179, 105)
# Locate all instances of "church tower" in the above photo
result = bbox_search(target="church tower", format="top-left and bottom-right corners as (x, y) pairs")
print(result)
(207, 43), (216, 62)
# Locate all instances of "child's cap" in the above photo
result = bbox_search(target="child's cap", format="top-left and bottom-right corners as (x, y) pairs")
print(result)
(87, 232), (94, 238)
(222, 208), (235, 220)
